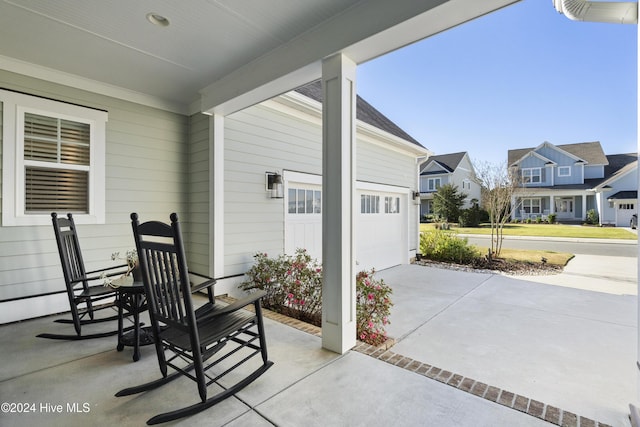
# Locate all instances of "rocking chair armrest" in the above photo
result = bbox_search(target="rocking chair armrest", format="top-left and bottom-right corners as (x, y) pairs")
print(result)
(191, 278), (217, 294)
(205, 290), (267, 317)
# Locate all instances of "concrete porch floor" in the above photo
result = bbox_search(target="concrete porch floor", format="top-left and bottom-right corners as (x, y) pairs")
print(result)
(1, 262), (636, 426)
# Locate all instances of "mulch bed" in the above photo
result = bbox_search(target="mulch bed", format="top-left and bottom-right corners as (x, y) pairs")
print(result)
(416, 257), (563, 276)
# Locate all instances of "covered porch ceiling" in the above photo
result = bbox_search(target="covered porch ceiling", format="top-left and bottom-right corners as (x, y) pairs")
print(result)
(0, 0), (520, 115)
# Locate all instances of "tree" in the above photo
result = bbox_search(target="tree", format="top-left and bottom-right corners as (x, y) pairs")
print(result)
(432, 184), (467, 223)
(473, 160), (522, 258)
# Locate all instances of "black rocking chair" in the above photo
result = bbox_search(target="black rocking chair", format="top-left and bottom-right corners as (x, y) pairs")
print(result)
(116, 213), (273, 425)
(37, 213), (130, 340)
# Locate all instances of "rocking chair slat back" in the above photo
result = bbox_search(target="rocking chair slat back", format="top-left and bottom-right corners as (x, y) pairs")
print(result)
(37, 213), (127, 340)
(132, 217), (195, 331)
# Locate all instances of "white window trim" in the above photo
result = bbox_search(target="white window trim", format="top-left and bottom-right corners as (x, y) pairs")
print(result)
(522, 197), (541, 214)
(522, 167), (541, 184)
(427, 177), (441, 191)
(558, 166), (571, 177)
(1, 89), (107, 226)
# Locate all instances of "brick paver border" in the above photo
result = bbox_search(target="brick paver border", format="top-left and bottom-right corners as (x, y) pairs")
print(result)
(218, 296), (613, 427)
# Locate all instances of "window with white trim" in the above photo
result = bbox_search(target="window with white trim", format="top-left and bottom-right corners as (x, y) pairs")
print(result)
(619, 203), (635, 210)
(427, 177), (441, 191)
(521, 168), (541, 184)
(288, 188), (321, 214)
(384, 196), (400, 214)
(1, 90), (107, 226)
(558, 166), (571, 177)
(522, 198), (541, 214)
(361, 194), (380, 214)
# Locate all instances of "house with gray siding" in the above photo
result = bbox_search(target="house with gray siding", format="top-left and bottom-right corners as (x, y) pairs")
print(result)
(418, 151), (481, 219)
(0, 72), (428, 325)
(0, 0), (538, 354)
(509, 141), (637, 226)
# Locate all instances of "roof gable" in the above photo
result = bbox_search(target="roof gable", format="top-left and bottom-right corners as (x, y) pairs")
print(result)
(509, 141), (608, 166)
(519, 150), (557, 166)
(295, 80), (424, 148)
(420, 152), (467, 174)
(594, 153), (638, 189)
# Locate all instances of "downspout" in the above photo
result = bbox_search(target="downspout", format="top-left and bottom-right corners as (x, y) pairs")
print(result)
(553, 0), (638, 24)
(553, 0), (640, 422)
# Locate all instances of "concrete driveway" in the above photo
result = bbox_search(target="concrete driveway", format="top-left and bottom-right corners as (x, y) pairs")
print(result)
(376, 260), (637, 427)
(1, 242), (635, 426)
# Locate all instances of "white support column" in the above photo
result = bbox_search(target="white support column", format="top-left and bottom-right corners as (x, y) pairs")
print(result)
(581, 194), (587, 221)
(550, 195), (555, 214)
(321, 53), (357, 354)
(209, 114), (225, 279)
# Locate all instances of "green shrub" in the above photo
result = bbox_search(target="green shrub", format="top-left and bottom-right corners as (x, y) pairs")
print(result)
(240, 249), (393, 346)
(535, 216), (542, 224)
(547, 213), (556, 224)
(459, 206), (480, 227)
(586, 209), (599, 225)
(419, 230), (480, 265)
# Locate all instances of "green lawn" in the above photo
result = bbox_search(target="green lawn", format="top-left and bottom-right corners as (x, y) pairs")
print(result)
(420, 222), (637, 240)
(473, 247), (574, 266)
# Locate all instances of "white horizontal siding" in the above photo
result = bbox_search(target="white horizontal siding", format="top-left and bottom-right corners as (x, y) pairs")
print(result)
(223, 100), (420, 275)
(0, 70), (188, 321)
(186, 113), (211, 275)
(224, 105), (320, 275)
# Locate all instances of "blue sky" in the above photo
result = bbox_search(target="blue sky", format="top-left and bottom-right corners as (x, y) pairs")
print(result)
(357, 1), (637, 165)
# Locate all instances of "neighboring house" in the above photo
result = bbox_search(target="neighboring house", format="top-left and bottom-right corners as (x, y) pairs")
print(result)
(508, 141), (638, 226)
(418, 152), (481, 219)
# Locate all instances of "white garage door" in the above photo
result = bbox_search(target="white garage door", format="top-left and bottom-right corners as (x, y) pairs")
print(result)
(616, 202), (636, 227)
(284, 172), (408, 271)
(285, 179), (323, 261)
(356, 188), (407, 271)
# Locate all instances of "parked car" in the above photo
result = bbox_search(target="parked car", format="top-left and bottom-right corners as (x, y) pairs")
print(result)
(631, 214), (637, 229)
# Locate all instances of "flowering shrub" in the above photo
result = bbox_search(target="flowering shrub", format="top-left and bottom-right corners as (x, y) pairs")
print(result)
(240, 249), (322, 325)
(240, 250), (393, 345)
(355, 269), (393, 346)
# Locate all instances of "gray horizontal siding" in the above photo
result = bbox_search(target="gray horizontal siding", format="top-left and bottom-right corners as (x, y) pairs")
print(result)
(0, 70), (188, 306)
(223, 100), (419, 275)
(186, 112), (211, 275)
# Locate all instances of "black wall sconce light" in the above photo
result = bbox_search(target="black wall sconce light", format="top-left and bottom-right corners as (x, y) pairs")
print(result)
(412, 190), (421, 200)
(266, 172), (284, 199)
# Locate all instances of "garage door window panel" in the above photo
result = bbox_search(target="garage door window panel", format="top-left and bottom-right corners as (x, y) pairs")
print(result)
(361, 194), (380, 214)
(288, 187), (321, 214)
(385, 196), (400, 214)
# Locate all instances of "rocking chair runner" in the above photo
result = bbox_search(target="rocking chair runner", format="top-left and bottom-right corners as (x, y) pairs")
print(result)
(116, 213), (273, 425)
(38, 213), (130, 340)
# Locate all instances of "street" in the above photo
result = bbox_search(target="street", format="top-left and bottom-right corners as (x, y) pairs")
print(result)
(464, 235), (638, 258)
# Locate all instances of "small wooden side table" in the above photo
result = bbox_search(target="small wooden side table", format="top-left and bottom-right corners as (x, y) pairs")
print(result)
(117, 282), (153, 361)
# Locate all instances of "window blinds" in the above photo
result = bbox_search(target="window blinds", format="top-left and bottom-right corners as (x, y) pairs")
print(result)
(23, 112), (90, 213)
